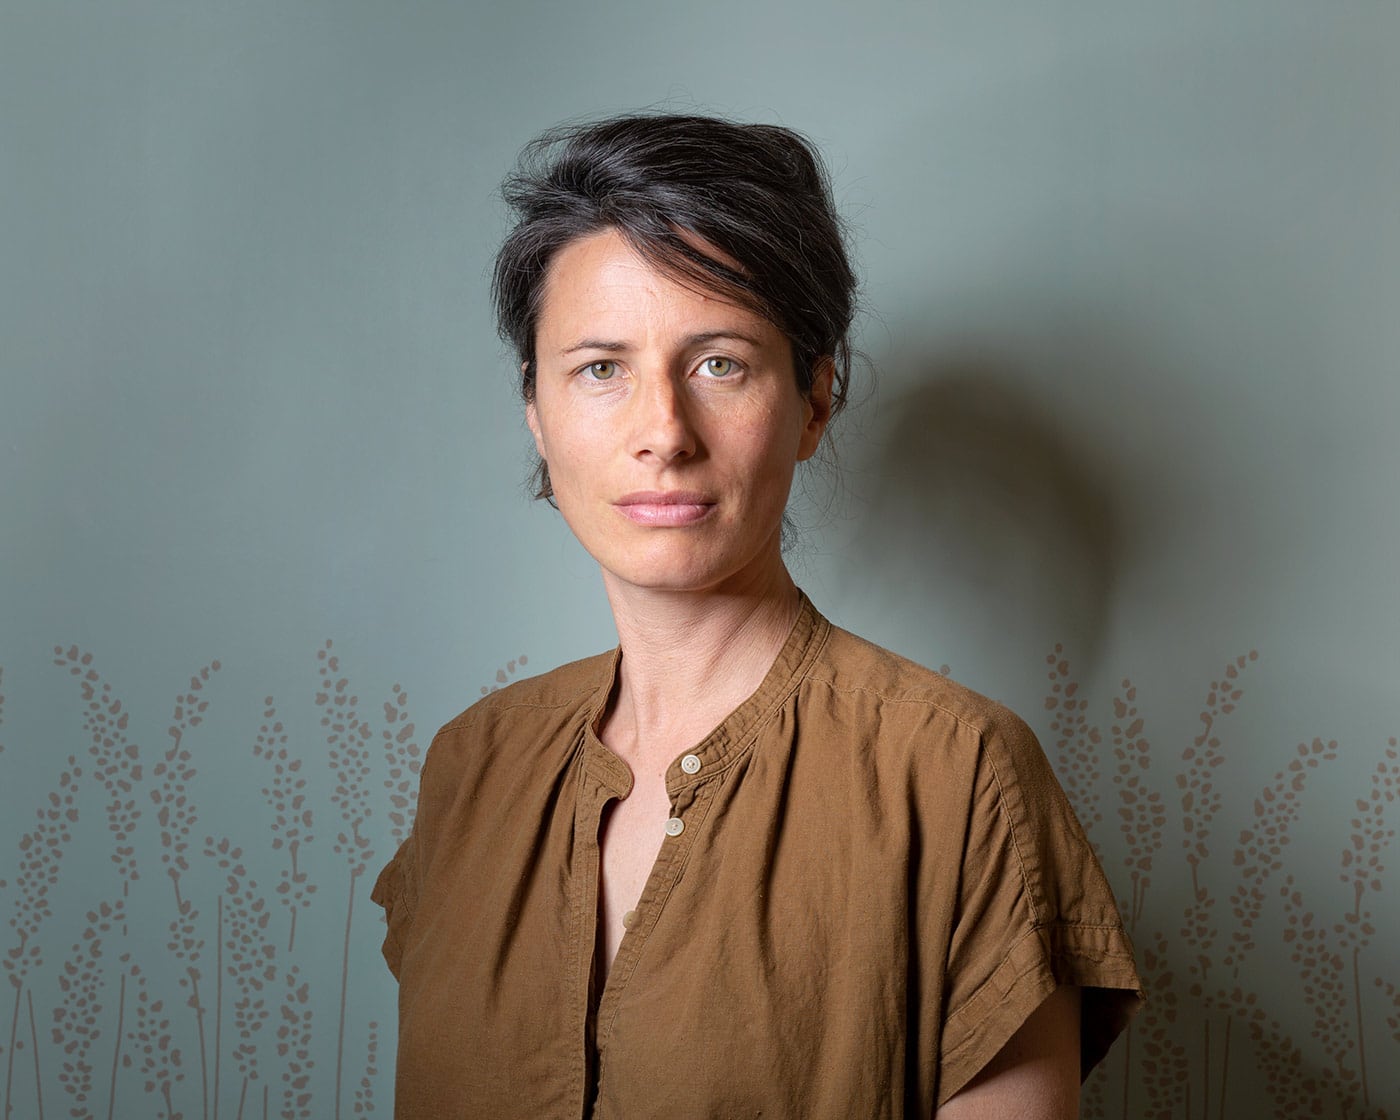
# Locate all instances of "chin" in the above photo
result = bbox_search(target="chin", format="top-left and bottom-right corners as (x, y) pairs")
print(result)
(603, 563), (731, 594)
(597, 545), (780, 597)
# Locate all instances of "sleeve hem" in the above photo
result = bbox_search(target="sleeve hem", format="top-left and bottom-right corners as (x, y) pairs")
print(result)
(370, 852), (414, 980)
(937, 921), (1144, 1106)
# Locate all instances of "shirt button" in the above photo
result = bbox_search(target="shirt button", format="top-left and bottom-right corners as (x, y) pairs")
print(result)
(664, 817), (685, 837)
(680, 754), (702, 775)
(622, 909), (638, 929)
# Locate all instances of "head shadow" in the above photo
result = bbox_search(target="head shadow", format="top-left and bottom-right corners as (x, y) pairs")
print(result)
(846, 349), (1122, 675)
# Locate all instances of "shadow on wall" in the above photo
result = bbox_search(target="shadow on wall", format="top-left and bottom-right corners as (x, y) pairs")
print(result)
(849, 352), (1122, 674)
(846, 342), (1400, 1116)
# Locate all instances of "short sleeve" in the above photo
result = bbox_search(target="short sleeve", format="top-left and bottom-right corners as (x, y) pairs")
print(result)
(937, 712), (1143, 1104)
(370, 832), (418, 980)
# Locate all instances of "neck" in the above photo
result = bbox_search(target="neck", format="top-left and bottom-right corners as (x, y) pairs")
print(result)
(597, 565), (802, 764)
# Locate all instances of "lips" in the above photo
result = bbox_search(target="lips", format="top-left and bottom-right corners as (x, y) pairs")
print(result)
(613, 491), (716, 527)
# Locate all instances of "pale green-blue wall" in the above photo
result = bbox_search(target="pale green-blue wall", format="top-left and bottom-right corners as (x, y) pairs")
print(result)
(3, 2), (1397, 1117)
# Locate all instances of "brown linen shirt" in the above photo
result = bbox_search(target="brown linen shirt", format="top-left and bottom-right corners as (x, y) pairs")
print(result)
(372, 596), (1142, 1118)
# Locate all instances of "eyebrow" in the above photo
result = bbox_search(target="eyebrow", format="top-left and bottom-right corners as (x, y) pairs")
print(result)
(559, 330), (766, 356)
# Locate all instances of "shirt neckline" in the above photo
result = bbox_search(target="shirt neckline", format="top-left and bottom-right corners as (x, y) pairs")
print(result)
(579, 591), (831, 797)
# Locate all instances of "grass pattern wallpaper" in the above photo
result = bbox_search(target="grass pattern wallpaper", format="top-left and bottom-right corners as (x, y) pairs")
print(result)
(2, 638), (1395, 1117)
(1, 646), (531, 1120)
(1043, 648), (1398, 1118)
(4, 1), (1398, 1117)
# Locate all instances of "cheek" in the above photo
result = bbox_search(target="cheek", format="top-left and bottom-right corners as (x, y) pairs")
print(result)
(530, 419), (597, 502)
(740, 403), (806, 467)
(526, 388), (587, 467)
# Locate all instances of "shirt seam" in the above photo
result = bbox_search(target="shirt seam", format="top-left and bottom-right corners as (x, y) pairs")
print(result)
(1036, 919), (1133, 932)
(979, 735), (1042, 929)
(437, 689), (602, 732)
(803, 671), (1045, 929)
(802, 673), (998, 742)
(944, 922), (1044, 1031)
(568, 749), (593, 1114)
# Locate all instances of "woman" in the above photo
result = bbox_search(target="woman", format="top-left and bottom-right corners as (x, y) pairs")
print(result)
(372, 113), (1142, 1118)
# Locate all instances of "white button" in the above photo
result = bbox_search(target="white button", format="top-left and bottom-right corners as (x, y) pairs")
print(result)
(622, 909), (638, 929)
(664, 817), (685, 837)
(680, 754), (701, 775)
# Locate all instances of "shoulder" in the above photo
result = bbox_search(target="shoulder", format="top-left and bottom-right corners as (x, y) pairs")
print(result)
(438, 649), (615, 735)
(805, 620), (1039, 754)
(419, 650), (615, 790)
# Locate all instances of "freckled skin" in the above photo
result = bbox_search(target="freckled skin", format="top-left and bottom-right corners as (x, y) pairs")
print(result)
(526, 228), (828, 603)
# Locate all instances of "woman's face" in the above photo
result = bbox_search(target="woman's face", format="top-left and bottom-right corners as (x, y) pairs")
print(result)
(527, 227), (831, 599)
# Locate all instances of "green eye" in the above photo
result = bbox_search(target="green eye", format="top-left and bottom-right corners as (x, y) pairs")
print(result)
(583, 361), (617, 380)
(701, 357), (735, 377)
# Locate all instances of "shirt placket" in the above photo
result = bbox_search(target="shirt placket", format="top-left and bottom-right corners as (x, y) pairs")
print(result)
(572, 750), (631, 1118)
(593, 749), (720, 1051)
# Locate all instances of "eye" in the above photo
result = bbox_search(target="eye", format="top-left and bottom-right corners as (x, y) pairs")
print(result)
(581, 360), (618, 380)
(699, 356), (736, 378)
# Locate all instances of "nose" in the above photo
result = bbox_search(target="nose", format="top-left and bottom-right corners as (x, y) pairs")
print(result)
(630, 373), (697, 464)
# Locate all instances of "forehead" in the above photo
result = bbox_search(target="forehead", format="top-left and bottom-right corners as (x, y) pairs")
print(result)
(536, 228), (778, 347)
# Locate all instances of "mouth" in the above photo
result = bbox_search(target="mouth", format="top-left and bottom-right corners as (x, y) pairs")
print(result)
(613, 491), (716, 527)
